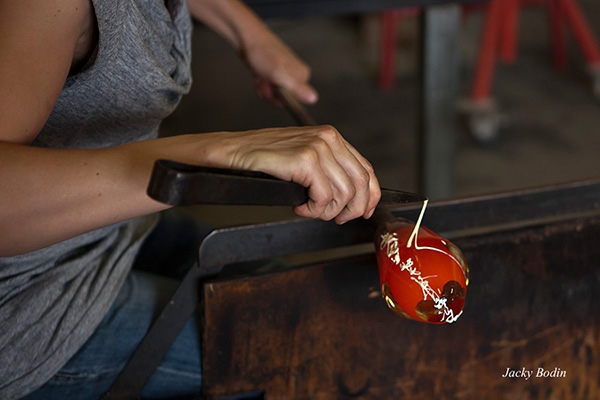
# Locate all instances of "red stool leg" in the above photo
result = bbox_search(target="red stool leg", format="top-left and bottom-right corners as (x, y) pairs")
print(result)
(378, 10), (399, 91)
(557, 0), (600, 66)
(460, 0), (505, 143)
(499, 0), (520, 64)
(548, 0), (568, 71)
(470, 0), (504, 100)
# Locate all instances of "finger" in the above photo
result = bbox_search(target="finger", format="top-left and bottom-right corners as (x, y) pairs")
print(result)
(292, 141), (355, 221)
(292, 81), (318, 105)
(306, 135), (362, 221)
(292, 179), (332, 220)
(342, 141), (381, 218)
(315, 129), (379, 222)
(276, 77), (318, 105)
(318, 153), (357, 221)
(332, 164), (370, 223)
(273, 65), (318, 105)
(290, 150), (334, 219)
(332, 166), (371, 224)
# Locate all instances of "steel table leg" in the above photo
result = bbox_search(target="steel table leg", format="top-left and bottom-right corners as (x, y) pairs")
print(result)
(419, 4), (461, 199)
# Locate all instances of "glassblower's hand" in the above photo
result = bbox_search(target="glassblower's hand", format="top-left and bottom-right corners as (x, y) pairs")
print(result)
(212, 125), (380, 224)
(242, 30), (318, 107)
(187, 0), (318, 105)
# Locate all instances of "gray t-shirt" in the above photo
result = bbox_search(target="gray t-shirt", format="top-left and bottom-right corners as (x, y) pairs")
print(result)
(0, 1), (192, 398)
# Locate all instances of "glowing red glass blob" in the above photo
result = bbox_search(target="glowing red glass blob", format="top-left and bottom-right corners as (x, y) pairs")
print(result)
(375, 217), (469, 324)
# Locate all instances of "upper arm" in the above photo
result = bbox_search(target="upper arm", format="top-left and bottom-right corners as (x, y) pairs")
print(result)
(0, 0), (90, 144)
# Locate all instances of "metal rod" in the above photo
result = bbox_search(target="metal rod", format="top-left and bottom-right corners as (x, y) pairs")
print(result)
(197, 178), (600, 276)
(419, 4), (461, 199)
(275, 87), (317, 126)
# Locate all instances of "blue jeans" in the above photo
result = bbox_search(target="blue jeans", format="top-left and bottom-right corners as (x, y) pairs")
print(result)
(25, 211), (211, 400)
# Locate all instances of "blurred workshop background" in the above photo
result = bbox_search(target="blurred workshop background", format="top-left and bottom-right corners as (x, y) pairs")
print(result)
(161, 0), (600, 228)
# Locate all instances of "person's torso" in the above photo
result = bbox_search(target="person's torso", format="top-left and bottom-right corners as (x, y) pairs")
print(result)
(0, 1), (193, 398)
(33, 0), (193, 150)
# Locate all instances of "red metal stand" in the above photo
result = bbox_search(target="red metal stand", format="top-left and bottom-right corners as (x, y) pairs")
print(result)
(548, 0), (568, 70)
(377, 0), (600, 140)
(470, 0), (504, 101)
(379, 10), (400, 90)
(469, 0), (600, 102)
(462, 0), (600, 142)
(499, 0), (520, 64)
(559, 0), (600, 64)
(378, 8), (420, 91)
(378, 0), (600, 94)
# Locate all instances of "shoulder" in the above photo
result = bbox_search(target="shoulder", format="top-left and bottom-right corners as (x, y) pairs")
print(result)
(0, 0), (94, 144)
(0, 0), (92, 37)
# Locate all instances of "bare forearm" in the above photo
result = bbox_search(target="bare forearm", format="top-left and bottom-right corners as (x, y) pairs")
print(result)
(0, 145), (156, 256)
(0, 0), (374, 258)
(0, 134), (230, 256)
(187, 0), (317, 104)
(0, 125), (380, 257)
(187, 0), (273, 52)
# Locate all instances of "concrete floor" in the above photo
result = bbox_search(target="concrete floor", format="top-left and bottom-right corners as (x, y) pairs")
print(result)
(161, 3), (600, 229)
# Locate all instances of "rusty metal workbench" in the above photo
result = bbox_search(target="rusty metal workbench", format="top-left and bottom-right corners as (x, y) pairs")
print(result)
(110, 163), (600, 399)
(199, 178), (600, 399)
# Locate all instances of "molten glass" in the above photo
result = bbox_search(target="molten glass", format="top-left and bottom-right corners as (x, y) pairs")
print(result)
(374, 203), (469, 324)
